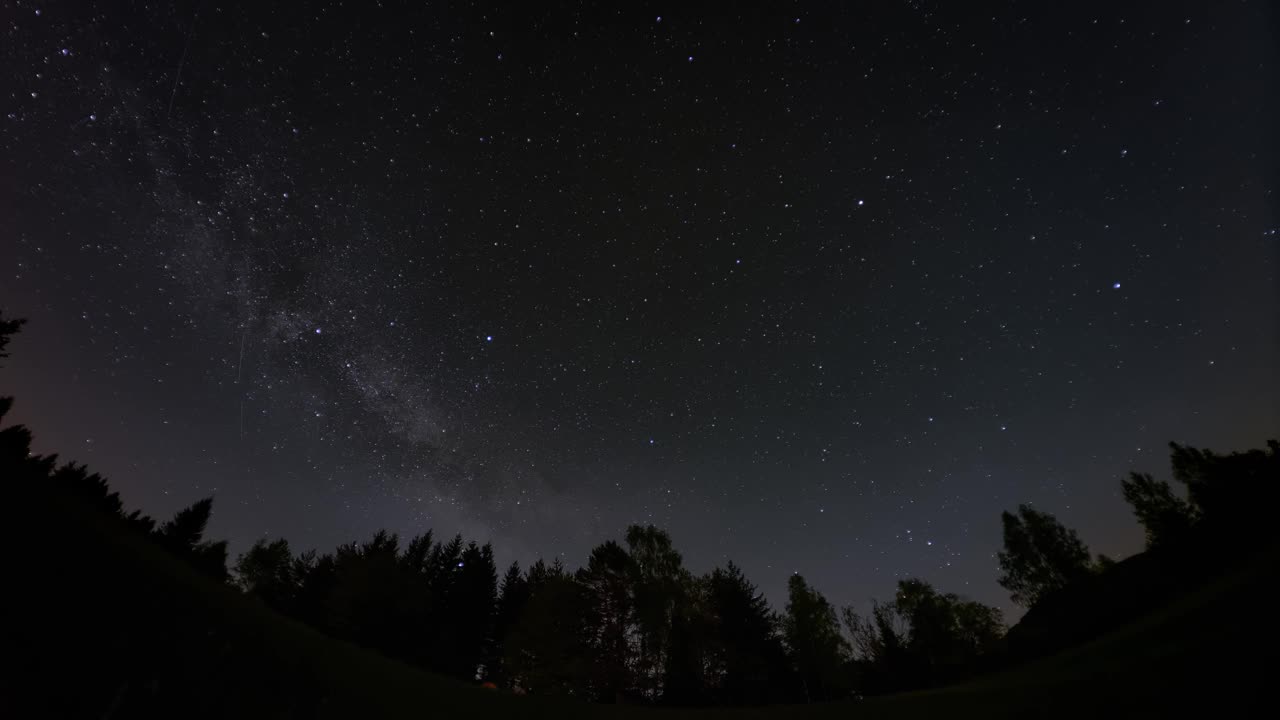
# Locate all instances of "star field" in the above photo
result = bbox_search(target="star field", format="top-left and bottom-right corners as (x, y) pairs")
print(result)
(2, 1), (1276, 615)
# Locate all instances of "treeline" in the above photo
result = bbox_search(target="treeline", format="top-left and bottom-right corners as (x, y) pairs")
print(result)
(2, 310), (1276, 706)
(233, 522), (1011, 703)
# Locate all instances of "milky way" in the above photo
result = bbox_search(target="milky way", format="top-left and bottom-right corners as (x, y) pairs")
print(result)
(2, 1), (1276, 615)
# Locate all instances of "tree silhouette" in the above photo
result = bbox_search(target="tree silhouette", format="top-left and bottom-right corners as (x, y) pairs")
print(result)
(783, 574), (849, 702)
(895, 580), (1002, 668)
(997, 504), (1094, 607)
(846, 580), (990, 693)
(445, 541), (498, 680)
(487, 561), (530, 686)
(704, 562), (795, 705)
(1169, 440), (1279, 536)
(577, 540), (636, 701)
(292, 549), (338, 631)
(625, 524), (690, 701)
(0, 313), (22, 447)
(50, 462), (123, 516)
(844, 597), (909, 692)
(157, 497), (230, 581)
(662, 574), (716, 706)
(325, 531), (407, 652)
(0, 312), (25, 364)
(235, 538), (298, 613)
(158, 497), (213, 547)
(850, 579), (1003, 690)
(1116, 440), (1280, 552)
(0, 396), (33, 471)
(504, 561), (589, 695)
(1121, 472), (1196, 548)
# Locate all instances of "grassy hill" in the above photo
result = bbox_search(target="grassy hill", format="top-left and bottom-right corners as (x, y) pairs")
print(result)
(4, 482), (1273, 718)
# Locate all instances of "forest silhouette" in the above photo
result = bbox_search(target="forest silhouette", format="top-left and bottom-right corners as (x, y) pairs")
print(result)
(2, 309), (1277, 716)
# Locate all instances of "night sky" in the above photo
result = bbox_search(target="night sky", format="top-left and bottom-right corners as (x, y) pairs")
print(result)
(2, 1), (1276, 617)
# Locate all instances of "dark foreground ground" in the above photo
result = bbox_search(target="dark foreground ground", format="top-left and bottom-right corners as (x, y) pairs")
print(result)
(3, 483), (1273, 719)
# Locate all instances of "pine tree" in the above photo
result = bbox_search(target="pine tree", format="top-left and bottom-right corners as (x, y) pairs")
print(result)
(705, 562), (793, 704)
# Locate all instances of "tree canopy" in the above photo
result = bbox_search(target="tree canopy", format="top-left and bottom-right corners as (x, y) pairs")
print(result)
(997, 504), (1096, 607)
